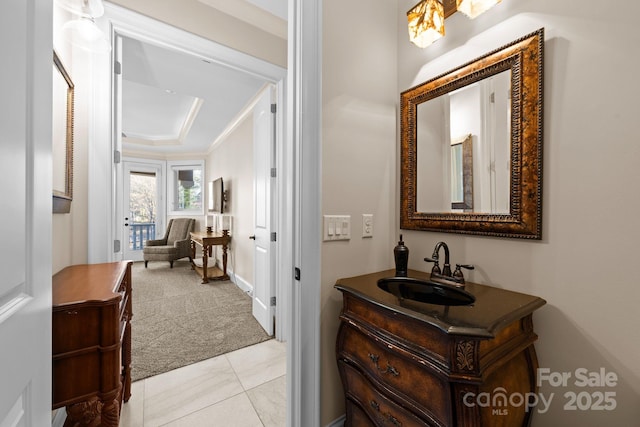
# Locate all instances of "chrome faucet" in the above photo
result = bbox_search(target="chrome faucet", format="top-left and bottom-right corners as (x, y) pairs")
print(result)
(424, 241), (474, 287)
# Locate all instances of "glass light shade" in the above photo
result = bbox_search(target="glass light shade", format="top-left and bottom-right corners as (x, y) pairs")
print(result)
(456, 0), (502, 19)
(56, 0), (104, 18)
(407, 0), (445, 48)
(61, 17), (111, 53)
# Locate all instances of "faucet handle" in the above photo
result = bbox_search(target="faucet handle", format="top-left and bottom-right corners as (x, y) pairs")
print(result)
(424, 257), (441, 275)
(452, 264), (474, 283)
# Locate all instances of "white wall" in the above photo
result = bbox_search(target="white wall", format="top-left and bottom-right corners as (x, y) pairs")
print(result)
(52, 5), (90, 273)
(396, 0), (640, 425)
(206, 116), (255, 287)
(320, 0), (398, 423)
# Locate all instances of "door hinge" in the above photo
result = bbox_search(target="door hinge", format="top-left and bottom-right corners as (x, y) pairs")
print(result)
(294, 267), (301, 281)
(114, 61), (122, 75)
(270, 296), (276, 306)
(489, 92), (495, 103)
(271, 167), (277, 178)
(271, 232), (277, 242)
(114, 150), (121, 164)
(271, 103), (277, 113)
(114, 240), (121, 253)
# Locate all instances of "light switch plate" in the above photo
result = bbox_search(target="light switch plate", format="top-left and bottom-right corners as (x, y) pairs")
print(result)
(362, 214), (373, 238)
(323, 215), (351, 241)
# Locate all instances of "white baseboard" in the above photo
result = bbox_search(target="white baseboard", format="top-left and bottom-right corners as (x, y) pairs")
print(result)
(325, 414), (345, 427)
(52, 408), (66, 427)
(229, 268), (253, 296)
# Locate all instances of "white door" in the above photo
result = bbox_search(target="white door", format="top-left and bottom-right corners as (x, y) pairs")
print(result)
(0, 0), (52, 425)
(252, 86), (277, 336)
(123, 162), (163, 261)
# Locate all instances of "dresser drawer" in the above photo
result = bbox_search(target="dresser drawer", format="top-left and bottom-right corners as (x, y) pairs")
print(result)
(52, 308), (100, 354)
(341, 361), (437, 427)
(339, 323), (451, 426)
(344, 294), (450, 368)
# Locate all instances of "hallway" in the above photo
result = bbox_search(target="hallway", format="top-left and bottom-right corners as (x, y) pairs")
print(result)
(120, 340), (286, 426)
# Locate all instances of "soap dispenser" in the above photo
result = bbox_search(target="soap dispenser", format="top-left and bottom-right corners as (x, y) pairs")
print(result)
(394, 234), (409, 277)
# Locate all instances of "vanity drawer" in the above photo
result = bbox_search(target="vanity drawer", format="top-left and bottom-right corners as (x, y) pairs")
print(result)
(344, 293), (450, 368)
(341, 361), (434, 427)
(339, 324), (451, 426)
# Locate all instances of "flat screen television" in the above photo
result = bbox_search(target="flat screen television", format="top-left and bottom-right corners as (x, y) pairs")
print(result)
(208, 177), (224, 213)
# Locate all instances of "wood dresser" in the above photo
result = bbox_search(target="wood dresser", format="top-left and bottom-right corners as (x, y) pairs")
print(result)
(335, 269), (546, 427)
(52, 261), (133, 427)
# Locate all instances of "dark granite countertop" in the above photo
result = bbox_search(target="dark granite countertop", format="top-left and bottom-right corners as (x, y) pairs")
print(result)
(335, 269), (546, 338)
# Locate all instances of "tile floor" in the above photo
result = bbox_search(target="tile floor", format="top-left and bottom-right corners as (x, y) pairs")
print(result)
(119, 339), (286, 427)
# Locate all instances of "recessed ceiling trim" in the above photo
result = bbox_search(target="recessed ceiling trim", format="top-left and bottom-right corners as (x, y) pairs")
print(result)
(208, 83), (272, 153)
(123, 97), (204, 146)
(178, 97), (204, 142)
(121, 148), (209, 161)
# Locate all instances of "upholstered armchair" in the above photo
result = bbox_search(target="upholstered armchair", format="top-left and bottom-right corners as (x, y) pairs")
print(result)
(143, 218), (195, 268)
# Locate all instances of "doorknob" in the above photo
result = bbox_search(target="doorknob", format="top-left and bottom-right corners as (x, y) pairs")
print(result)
(249, 235), (256, 240)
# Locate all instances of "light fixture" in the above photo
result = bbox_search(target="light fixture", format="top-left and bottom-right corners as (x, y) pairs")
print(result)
(61, 17), (111, 53)
(407, 0), (445, 48)
(56, 0), (104, 18)
(57, 0), (110, 53)
(456, 0), (502, 19)
(408, 0), (505, 48)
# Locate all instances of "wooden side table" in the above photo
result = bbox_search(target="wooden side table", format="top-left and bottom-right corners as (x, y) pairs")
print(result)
(190, 230), (231, 283)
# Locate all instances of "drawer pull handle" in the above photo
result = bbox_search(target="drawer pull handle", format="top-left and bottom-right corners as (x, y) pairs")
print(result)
(368, 353), (400, 377)
(369, 400), (402, 426)
(65, 310), (78, 315)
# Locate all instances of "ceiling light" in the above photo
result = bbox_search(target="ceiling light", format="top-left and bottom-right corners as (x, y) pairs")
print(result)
(61, 16), (111, 53)
(407, 0), (445, 48)
(456, 0), (502, 19)
(57, 0), (110, 53)
(56, 0), (104, 18)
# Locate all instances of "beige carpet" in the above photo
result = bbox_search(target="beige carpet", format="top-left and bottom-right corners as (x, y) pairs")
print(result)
(130, 259), (271, 381)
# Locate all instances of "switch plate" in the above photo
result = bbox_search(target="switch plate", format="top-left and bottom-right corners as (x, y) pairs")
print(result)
(362, 214), (373, 238)
(323, 215), (351, 241)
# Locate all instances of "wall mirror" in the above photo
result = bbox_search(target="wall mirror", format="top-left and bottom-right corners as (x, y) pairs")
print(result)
(52, 51), (74, 214)
(401, 28), (543, 239)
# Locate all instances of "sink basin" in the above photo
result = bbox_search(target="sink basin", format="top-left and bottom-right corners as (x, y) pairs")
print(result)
(377, 277), (475, 306)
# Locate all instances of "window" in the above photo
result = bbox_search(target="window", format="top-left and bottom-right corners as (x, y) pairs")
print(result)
(167, 160), (204, 215)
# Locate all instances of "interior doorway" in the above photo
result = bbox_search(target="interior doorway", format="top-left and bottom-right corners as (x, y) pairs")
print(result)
(106, 2), (288, 335)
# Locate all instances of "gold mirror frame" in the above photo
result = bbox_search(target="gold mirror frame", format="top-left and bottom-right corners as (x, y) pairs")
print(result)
(400, 28), (544, 239)
(52, 51), (74, 214)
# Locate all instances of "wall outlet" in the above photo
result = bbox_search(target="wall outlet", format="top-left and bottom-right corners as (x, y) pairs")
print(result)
(362, 214), (373, 238)
(323, 215), (351, 241)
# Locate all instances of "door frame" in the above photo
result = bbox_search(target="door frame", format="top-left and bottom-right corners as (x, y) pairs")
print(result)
(102, 5), (289, 335)
(93, 5), (313, 425)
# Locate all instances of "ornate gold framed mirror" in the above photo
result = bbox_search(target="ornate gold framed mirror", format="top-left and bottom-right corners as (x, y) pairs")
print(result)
(52, 51), (74, 214)
(400, 28), (543, 239)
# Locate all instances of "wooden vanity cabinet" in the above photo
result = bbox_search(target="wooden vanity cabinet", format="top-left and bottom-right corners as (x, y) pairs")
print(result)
(52, 261), (133, 427)
(336, 269), (546, 427)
